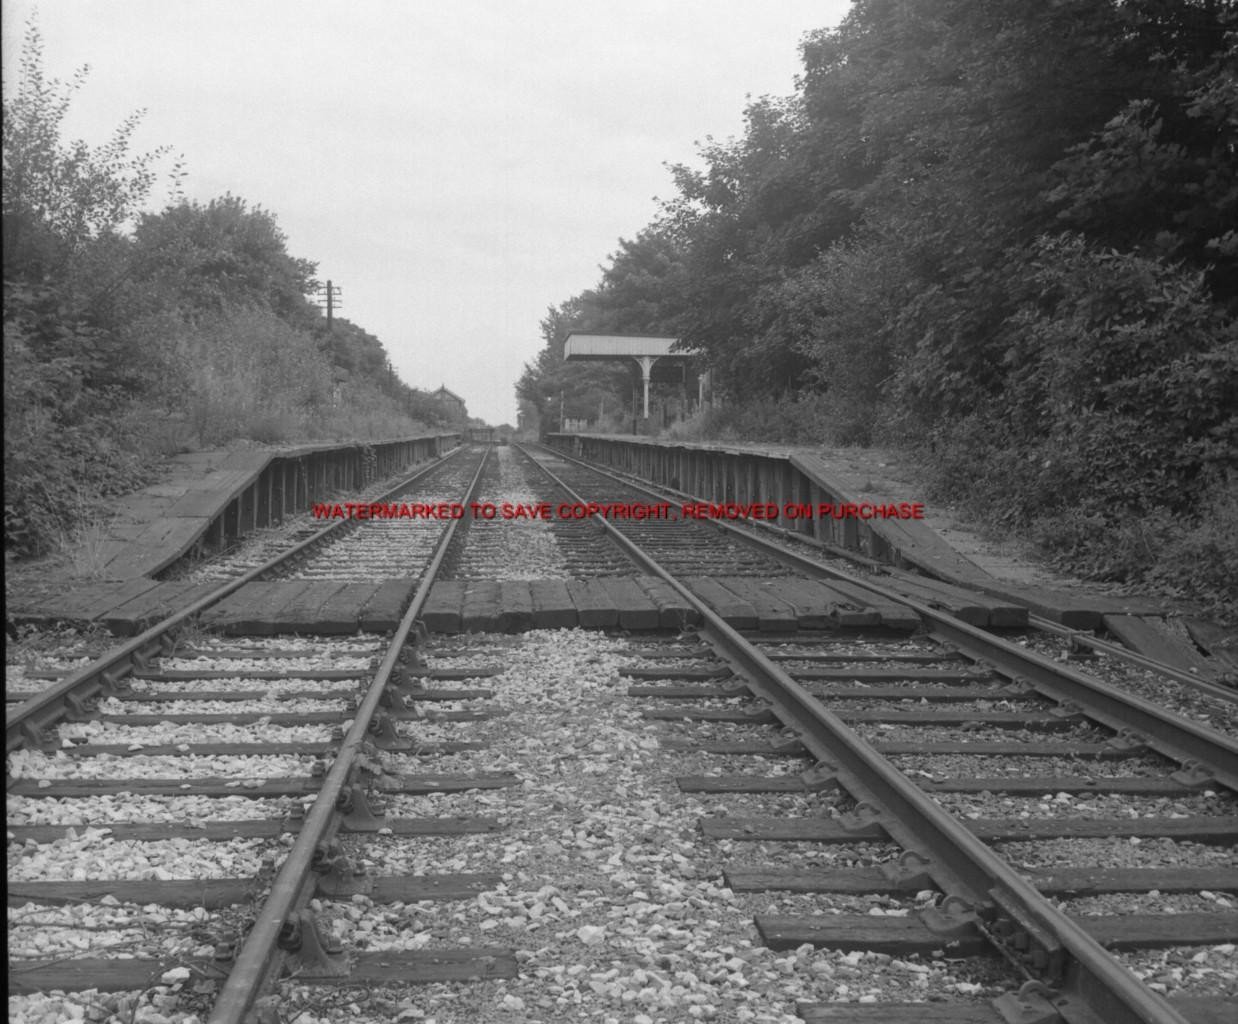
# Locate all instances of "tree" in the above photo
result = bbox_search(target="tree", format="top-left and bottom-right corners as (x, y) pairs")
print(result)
(128, 196), (317, 324)
(2, 17), (182, 281)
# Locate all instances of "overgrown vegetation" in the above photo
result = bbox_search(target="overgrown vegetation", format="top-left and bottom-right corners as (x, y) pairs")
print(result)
(520, 0), (1237, 616)
(3, 21), (455, 556)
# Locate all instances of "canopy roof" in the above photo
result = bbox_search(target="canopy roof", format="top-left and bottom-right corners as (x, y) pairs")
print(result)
(563, 333), (688, 360)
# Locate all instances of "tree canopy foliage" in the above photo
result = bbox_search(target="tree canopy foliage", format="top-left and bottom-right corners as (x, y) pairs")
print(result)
(522, 0), (1236, 608)
(3, 19), (451, 556)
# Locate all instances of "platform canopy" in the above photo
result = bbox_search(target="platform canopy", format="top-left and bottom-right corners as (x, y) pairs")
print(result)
(564, 334), (697, 418)
(563, 333), (682, 360)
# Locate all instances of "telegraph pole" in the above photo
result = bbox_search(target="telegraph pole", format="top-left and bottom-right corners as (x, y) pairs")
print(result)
(314, 280), (343, 331)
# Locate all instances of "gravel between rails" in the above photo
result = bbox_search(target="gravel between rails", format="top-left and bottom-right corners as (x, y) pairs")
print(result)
(9, 903), (223, 960)
(277, 628), (1012, 1024)
(8, 832), (281, 881)
(447, 446), (572, 580)
(276, 453), (484, 582)
(168, 451), (480, 584)
(10, 622), (1234, 1021)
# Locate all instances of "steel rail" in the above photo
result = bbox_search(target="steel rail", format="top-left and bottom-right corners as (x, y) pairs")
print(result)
(537, 441), (1235, 701)
(206, 445), (492, 1024)
(6, 444), (472, 754)
(528, 442), (1238, 791)
(1028, 613), (1236, 703)
(517, 443), (1195, 1024)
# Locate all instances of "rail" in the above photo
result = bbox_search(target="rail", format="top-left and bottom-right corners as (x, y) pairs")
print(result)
(206, 445), (492, 1023)
(542, 435), (1234, 697)
(517, 442), (1229, 1024)
(6, 443), (469, 754)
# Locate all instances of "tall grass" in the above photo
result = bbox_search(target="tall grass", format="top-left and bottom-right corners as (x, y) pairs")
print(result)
(664, 395), (854, 446)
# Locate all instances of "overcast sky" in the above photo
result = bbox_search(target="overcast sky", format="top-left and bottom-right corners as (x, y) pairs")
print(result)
(3, 0), (852, 425)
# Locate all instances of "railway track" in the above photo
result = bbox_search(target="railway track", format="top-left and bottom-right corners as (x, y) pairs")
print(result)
(9, 446), (513, 1023)
(7, 443), (1237, 1023)
(514, 443), (1238, 1023)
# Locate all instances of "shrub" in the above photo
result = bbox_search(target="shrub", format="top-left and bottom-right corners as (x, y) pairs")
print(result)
(664, 395), (860, 446)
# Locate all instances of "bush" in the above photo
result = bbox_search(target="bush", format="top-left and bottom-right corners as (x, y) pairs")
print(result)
(1152, 475), (1238, 621)
(664, 395), (859, 446)
(1024, 474), (1238, 622)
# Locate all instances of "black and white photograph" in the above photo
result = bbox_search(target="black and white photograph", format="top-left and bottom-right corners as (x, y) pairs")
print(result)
(5, 2), (1236, 1023)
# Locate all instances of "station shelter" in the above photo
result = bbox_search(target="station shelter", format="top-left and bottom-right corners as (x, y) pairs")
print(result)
(562, 333), (708, 432)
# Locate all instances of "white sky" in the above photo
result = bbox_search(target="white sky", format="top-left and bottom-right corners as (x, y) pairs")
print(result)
(2, 0), (852, 425)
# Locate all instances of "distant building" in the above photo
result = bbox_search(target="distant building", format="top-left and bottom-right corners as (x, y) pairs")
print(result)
(431, 385), (467, 423)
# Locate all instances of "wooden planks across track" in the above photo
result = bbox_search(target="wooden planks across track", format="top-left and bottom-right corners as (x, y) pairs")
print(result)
(263, 579), (345, 631)
(498, 580), (535, 632)
(797, 998), (1233, 1024)
(755, 910), (1238, 953)
(700, 814), (1238, 845)
(9, 772), (520, 799)
(102, 580), (222, 635)
(77, 572), (933, 636)
(602, 577), (663, 630)
(198, 581), (287, 635)
(798, 578), (921, 631)
(760, 578), (870, 628)
(461, 580), (503, 633)
(679, 773), (1203, 797)
(879, 570), (1027, 627)
(659, 735), (1141, 759)
(10, 578), (160, 628)
(65, 740), (483, 758)
(713, 578), (800, 631)
(565, 579), (620, 629)
(528, 579), (579, 629)
(799, 1007), (1004, 1024)
(423, 580), (465, 632)
(756, 912), (989, 955)
(9, 948), (517, 994)
(684, 577), (759, 629)
(725, 864), (1238, 897)
(192, 578), (415, 635)
(635, 577), (700, 629)
(96, 707), (494, 726)
(1104, 613), (1223, 679)
(9, 872), (503, 909)
(644, 705), (1078, 730)
(317, 581), (387, 633)
(358, 577), (420, 631)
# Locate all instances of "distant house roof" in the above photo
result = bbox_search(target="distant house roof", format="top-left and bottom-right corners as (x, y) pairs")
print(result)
(564, 333), (687, 360)
(432, 385), (465, 405)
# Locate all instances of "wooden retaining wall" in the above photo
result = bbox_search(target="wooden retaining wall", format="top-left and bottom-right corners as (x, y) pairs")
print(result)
(99, 434), (462, 579)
